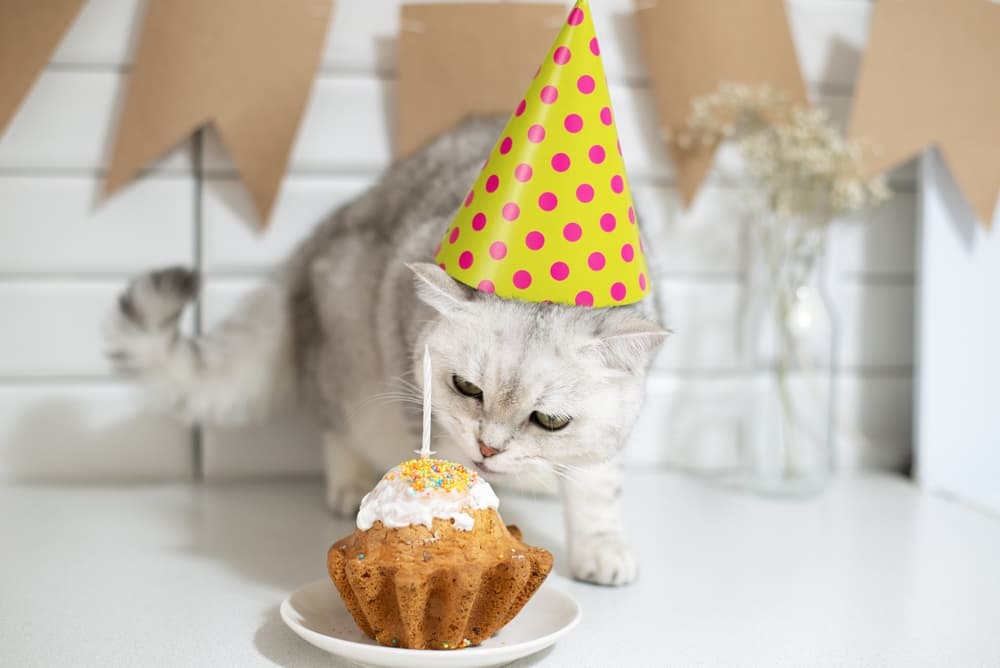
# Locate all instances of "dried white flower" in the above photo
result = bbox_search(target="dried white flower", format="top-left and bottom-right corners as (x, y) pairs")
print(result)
(676, 83), (890, 221)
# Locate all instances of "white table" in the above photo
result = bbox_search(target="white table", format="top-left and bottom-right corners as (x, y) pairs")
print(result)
(2, 472), (999, 667)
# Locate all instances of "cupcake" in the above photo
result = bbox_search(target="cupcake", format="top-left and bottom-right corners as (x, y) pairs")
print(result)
(327, 458), (553, 650)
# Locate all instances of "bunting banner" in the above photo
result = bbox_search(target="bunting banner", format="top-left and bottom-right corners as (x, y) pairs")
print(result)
(0, 0), (86, 136)
(105, 0), (335, 226)
(849, 0), (1000, 228)
(395, 3), (564, 157)
(634, 0), (808, 206)
(4, 0), (999, 233)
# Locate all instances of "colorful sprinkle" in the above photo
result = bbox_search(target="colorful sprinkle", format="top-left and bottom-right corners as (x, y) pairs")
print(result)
(391, 638), (398, 646)
(357, 553), (365, 560)
(393, 458), (477, 494)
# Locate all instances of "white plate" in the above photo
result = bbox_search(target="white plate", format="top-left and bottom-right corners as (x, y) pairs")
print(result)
(281, 578), (581, 668)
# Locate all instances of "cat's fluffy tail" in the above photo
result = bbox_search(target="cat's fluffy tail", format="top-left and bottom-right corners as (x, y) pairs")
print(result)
(104, 267), (297, 426)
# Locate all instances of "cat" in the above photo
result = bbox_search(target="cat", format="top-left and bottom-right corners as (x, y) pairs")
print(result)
(105, 116), (668, 586)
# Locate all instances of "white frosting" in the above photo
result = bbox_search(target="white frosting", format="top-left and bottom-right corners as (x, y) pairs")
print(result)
(356, 463), (499, 532)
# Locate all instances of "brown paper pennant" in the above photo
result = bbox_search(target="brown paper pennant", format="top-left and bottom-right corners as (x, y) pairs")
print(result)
(106, 0), (334, 226)
(395, 3), (564, 157)
(0, 0), (86, 136)
(634, 0), (808, 205)
(849, 0), (1000, 229)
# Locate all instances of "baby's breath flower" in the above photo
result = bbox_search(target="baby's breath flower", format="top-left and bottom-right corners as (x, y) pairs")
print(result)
(674, 83), (890, 220)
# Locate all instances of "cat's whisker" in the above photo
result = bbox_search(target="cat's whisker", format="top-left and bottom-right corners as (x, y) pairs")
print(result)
(527, 457), (567, 481)
(392, 376), (423, 393)
(363, 390), (420, 401)
(542, 460), (591, 486)
(359, 391), (425, 410)
(359, 396), (416, 410)
(372, 374), (424, 397)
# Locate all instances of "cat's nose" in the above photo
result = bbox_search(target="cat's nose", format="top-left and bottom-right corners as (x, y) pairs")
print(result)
(478, 441), (499, 458)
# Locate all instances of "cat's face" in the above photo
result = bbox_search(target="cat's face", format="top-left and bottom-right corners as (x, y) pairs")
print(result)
(410, 264), (666, 483)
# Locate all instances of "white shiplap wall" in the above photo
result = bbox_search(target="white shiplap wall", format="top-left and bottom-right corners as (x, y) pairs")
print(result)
(0, 0), (914, 482)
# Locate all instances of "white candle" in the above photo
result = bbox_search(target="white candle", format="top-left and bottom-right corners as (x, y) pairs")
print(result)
(419, 344), (435, 458)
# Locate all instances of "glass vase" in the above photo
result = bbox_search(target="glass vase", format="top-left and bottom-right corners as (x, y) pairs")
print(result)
(732, 213), (836, 496)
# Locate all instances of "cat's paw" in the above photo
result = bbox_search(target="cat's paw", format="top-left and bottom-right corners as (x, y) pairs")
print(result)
(569, 533), (638, 586)
(325, 479), (371, 517)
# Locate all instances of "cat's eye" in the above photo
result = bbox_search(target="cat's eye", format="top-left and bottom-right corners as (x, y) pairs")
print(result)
(452, 374), (483, 400)
(531, 411), (572, 431)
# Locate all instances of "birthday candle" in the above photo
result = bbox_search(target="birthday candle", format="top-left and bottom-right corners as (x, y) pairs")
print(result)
(420, 344), (434, 458)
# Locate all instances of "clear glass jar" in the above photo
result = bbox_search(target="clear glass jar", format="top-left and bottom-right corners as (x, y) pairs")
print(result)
(729, 212), (836, 496)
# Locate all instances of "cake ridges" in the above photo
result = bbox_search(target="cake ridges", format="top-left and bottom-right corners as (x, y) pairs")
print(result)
(327, 509), (553, 649)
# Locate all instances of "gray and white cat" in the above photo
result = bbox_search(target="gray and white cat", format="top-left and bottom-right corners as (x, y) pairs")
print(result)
(106, 116), (667, 586)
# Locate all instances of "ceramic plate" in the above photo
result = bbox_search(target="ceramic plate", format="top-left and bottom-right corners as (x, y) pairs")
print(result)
(281, 578), (581, 668)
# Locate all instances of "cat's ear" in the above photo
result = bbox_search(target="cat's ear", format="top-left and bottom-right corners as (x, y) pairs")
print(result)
(407, 262), (475, 315)
(595, 317), (670, 373)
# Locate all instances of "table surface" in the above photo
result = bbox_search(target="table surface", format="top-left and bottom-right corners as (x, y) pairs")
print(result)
(3, 471), (999, 667)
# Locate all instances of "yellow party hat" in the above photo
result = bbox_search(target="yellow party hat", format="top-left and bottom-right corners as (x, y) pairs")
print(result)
(434, 0), (650, 308)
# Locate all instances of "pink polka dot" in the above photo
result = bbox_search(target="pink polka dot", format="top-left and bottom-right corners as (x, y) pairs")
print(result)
(514, 163), (533, 182)
(478, 280), (495, 294)
(576, 183), (594, 203)
(590, 37), (600, 55)
(564, 114), (583, 133)
(610, 282), (627, 302)
(540, 85), (559, 104)
(485, 174), (499, 193)
(563, 222), (582, 242)
(553, 46), (571, 65)
(610, 175), (624, 193)
(568, 7), (584, 25)
(639, 273), (647, 291)
(589, 145), (605, 164)
(515, 99), (526, 116)
(472, 212), (487, 231)
(439, 263), (446, 270)
(577, 75), (595, 94)
(459, 251), (474, 270)
(550, 262), (569, 281)
(464, 190), (474, 207)
(600, 213), (617, 232)
(551, 153), (571, 172)
(525, 231), (545, 250)
(527, 124), (546, 143)
(628, 206), (636, 223)
(621, 243), (635, 262)
(489, 241), (507, 260)
(575, 291), (594, 307)
(513, 270), (532, 290)
(538, 192), (558, 211)
(588, 252), (606, 271)
(600, 107), (613, 126)
(449, 227), (460, 244)
(499, 136), (513, 155)
(502, 202), (520, 221)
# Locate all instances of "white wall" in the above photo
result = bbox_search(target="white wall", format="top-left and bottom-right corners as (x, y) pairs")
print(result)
(0, 0), (914, 481)
(916, 152), (1000, 514)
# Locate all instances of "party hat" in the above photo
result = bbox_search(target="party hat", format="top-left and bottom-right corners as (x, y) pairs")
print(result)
(434, 0), (650, 308)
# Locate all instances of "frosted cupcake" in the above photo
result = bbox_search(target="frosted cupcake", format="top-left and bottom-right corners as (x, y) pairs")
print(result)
(327, 458), (553, 650)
